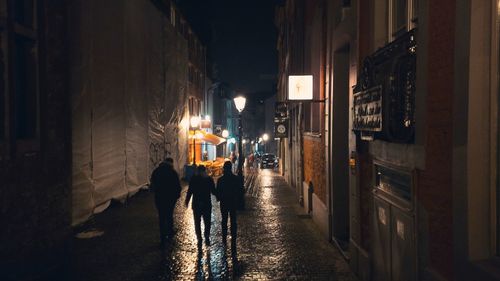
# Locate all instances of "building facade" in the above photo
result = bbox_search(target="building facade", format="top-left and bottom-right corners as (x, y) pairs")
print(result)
(276, 1), (500, 280)
(0, 1), (71, 280)
(1, 0), (208, 279)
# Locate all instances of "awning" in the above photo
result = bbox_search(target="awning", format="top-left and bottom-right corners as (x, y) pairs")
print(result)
(189, 130), (226, 145)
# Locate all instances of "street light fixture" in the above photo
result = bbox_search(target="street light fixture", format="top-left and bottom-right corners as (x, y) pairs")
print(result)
(234, 96), (246, 113)
(190, 116), (200, 165)
(262, 133), (270, 153)
(221, 129), (229, 138)
(233, 96), (246, 175)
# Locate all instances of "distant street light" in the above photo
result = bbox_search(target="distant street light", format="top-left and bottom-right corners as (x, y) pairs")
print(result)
(233, 96), (246, 175)
(262, 133), (270, 153)
(222, 129), (229, 138)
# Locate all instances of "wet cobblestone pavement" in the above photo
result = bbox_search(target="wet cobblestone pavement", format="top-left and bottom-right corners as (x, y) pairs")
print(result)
(71, 169), (358, 281)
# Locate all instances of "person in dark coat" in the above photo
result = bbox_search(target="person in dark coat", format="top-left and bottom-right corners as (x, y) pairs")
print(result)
(150, 157), (181, 245)
(216, 161), (244, 257)
(185, 165), (217, 247)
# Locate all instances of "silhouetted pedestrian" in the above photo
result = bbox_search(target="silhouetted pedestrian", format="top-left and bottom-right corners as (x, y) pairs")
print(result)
(216, 161), (244, 258)
(185, 165), (217, 247)
(150, 157), (181, 245)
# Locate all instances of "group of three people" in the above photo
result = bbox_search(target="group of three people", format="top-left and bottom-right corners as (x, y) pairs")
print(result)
(150, 158), (243, 255)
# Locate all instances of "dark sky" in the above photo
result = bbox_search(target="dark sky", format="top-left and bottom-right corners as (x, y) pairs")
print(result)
(176, 0), (279, 99)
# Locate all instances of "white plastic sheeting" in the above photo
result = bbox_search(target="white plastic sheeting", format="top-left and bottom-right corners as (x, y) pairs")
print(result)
(70, 0), (189, 225)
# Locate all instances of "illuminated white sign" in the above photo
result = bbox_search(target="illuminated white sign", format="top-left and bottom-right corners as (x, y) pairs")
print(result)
(288, 75), (313, 100)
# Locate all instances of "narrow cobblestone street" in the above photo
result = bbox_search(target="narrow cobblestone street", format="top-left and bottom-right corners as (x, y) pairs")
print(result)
(71, 169), (358, 281)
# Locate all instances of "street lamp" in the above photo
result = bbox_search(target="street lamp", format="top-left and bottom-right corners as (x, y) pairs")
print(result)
(233, 96), (246, 175)
(190, 116), (200, 164)
(262, 133), (269, 153)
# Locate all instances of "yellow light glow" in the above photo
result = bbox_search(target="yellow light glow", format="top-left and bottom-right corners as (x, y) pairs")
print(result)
(190, 116), (200, 128)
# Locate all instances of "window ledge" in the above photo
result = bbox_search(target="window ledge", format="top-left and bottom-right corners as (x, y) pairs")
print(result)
(16, 139), (40, 157)
(303, 132), (321, 138)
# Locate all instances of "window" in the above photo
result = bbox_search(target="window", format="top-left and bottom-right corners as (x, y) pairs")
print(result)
(189, 97), (200, 117)
(14, 35), (37, 139)
(10, 0), (39, 142)
(0, 34), (4, 142)
(14, 0), (35, 28)
(170, 5), (176, 27)
(391, 0), (407, 35)
(388, 0), (418, 41)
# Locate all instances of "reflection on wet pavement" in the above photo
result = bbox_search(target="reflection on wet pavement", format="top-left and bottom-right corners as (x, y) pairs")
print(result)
(72, 168), (357, 281)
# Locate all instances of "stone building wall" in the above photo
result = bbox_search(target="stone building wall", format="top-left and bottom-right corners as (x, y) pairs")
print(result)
(0, 1), (72, 280)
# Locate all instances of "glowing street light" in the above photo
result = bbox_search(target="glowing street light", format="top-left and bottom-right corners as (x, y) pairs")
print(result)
(262, 133), (269, 141)
(233, 95), (246, 175)
(190, 116), (200, 128)
(233, 96), (246, 113)
(222, 129), (229, 138)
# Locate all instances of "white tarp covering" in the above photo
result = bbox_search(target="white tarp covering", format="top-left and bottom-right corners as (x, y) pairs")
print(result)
(70, 0), (189, 225)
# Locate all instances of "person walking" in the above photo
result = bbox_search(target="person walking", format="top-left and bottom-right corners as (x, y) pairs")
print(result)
(150, 157), (182, 246)
(216, 161), (244, 258)
(185, 165), (217, 247)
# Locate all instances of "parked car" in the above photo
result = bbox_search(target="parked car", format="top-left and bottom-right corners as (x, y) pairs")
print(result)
(260, 153), (278, 169)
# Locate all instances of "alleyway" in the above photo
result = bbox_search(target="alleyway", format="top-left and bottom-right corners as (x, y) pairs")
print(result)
(71, 169), (358, 281)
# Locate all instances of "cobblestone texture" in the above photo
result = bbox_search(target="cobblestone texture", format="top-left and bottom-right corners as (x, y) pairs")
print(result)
(71, 169), (358, 281)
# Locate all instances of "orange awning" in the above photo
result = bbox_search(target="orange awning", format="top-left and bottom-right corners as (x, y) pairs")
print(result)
(189, 130), (226, 145)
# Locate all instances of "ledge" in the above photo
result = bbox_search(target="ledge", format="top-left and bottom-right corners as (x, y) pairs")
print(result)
(303, 132), (322, 139)
(369, 140), (425, 170)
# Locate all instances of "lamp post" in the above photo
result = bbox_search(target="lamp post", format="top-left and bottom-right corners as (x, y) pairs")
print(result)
(190, 116), (200, 165)
(221, 129), (229, 158)
(233, 96), (246, 175)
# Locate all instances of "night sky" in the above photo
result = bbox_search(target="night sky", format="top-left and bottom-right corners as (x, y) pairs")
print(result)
(177, 0), (279, 100)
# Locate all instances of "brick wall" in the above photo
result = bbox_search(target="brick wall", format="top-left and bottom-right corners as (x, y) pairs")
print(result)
(303, 135), (326, 204)
(357, 0), (374, 253)
(418, 0), (455, 279)
(0, 1), (72, 280)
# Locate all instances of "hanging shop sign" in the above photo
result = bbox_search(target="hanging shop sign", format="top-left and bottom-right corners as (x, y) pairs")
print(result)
(288, 75), (313, 100)
(353, 85), (382, 132)
(352, 29), (416, 143)
(214, 125), (222, 136)
(275, 102), (288, 119)
(274, 119), (288, 138)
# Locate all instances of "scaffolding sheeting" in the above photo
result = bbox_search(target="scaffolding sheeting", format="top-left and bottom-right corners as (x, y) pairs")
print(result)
(70, 0), (189, 225)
